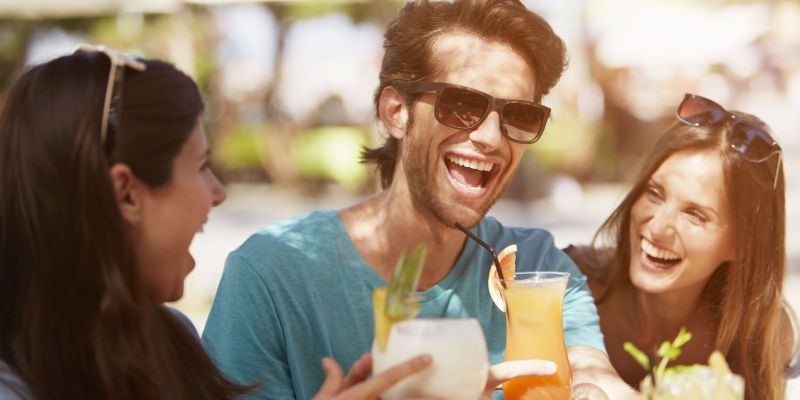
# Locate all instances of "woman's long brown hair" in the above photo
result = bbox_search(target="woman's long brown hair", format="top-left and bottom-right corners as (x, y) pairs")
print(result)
(588, 115), (786, 400)
(0, 51), (252, 399)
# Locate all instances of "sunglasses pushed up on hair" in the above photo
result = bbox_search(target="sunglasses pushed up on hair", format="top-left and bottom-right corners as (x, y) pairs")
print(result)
(676, 93), (782, 189)
(74, 44), (146, 154)
(406, 81), (550, 144)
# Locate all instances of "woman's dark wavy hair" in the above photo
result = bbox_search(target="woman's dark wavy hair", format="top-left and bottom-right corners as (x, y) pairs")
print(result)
(0, 51), (252, 399)
(587, 112), (786, 400)
(361, 0), (567, 188)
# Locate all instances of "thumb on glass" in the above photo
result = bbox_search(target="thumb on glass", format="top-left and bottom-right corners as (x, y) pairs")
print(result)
(486, 359), (557, 389)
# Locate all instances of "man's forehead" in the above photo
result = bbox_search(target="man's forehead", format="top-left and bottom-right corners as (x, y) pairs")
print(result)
(429, 31), (536, 97)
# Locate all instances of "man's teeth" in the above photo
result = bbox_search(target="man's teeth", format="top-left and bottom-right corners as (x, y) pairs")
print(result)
(447, 154), (493, 172)
(641, 239), (680, 261)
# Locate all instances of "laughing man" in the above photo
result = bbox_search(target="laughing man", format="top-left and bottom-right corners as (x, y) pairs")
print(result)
(203, 0), (638, 398)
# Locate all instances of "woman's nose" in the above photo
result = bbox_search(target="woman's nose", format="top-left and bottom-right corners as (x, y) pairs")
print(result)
(648, 208), (675, 238)
(210, 172), (226, 207)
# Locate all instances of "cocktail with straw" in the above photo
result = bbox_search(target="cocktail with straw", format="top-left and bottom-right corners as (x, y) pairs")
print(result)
(455, 223), (571, 400)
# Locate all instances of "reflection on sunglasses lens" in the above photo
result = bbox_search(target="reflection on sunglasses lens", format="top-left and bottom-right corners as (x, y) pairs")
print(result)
(503, 124), (531, 142)
(439, 88), (488, 128)
(504, 103), (540, 142)
(506, 103), (540, 128)
(437, 87), (544, 143)
(731, 123), (775, 162)
(680, 98), (727, 125)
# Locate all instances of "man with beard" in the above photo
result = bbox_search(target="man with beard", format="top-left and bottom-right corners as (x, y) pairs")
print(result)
(203, 0), (638, 398)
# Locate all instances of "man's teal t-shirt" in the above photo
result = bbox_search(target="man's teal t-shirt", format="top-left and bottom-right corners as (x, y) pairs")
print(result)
(202, 210), (605, 399)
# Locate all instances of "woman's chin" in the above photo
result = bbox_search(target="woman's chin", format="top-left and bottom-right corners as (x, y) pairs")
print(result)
(164, 285), (185, 303)
(629, 263), (679, 294)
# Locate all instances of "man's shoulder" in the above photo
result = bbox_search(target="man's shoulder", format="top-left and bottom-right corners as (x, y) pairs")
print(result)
(224, 209), (356, 284)
(479, 216), (578, 274)
(232, 209), (341, 259)
(480, 216), (557, 250)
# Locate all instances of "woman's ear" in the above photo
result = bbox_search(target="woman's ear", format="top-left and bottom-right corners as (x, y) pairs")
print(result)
(378, 86), (409, 140)
(109, 163), (141, 225)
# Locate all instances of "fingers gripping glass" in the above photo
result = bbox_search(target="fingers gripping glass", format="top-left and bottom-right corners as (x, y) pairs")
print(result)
(74, 44), (146, 153)
(406, 81), (550, 144)
(676, 93), (783, 189)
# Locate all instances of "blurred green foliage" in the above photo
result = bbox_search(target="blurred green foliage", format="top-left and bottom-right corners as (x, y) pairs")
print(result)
(292, 126), (369, 190)
(215, 125), (269, 169)
(283, 2), (363, 20)
(525, 112), (600, 179)
(0, 21), (30, 92)
(213, 124), (370, 190)
(279, 0), (405, 23)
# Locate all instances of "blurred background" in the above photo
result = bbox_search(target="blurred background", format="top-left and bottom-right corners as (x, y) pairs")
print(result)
(1, 0), (798, 339)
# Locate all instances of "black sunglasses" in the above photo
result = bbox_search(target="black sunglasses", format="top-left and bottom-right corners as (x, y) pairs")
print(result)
(75, 44), (146, 154)
(676, 93), (782, 188)
(406, 81), (550, 144)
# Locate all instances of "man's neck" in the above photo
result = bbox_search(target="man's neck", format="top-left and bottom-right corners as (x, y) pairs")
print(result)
(339, 186), (469, 290)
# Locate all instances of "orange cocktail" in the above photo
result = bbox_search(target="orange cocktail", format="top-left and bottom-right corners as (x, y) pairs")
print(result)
(502, 271), (571, 400)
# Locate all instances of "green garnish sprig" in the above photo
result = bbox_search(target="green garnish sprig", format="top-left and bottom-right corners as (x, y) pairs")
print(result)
(623, 327), (693, 385)
(384, 242), (427, 320)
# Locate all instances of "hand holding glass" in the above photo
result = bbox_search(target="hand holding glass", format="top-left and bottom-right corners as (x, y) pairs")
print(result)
(371, 318), (489, 399)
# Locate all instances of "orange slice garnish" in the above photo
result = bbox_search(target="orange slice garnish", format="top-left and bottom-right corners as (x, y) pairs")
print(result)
(488, 244), (517, 312)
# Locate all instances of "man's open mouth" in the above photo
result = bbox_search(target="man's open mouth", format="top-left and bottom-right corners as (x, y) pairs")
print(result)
(444, 153), (500, 190)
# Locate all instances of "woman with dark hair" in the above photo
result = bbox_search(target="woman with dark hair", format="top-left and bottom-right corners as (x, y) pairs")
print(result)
(0, 46), (430, 400)
(567, 94), (793, 399)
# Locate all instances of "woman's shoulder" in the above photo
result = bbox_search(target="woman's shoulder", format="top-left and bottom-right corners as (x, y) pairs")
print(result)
(0, 359), (33, 400)
(166, 306), (200, 339)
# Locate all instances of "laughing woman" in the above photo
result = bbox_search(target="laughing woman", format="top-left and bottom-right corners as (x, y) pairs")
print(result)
(0, 47), (430, 400)
(567, 94), (793, 400)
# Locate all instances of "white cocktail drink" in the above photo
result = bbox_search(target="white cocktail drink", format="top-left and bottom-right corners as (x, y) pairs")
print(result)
(371, 318), (489, 400)
(642, 366), (744, 400)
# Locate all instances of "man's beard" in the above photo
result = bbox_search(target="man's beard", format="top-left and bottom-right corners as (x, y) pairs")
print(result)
(400, 122), (510, 229)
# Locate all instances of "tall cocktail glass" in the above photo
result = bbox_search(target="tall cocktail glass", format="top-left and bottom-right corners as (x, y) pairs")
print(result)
(502, 271), (572, 400)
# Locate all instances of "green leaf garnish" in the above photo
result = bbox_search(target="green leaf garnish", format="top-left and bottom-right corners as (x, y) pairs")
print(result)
(385, 242), (427, 320)
(374, 242), (428, 351)
(657, 341), (680, 363)
(623, 341), (651, 370)
(655, 327), (692, 379)
(624, 327), (694, 387)
(657, 327), (692, 361)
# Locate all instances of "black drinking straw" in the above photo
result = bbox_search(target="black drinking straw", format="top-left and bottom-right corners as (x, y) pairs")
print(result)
(648, 351), (658, 387)
(454, 222), (508, 289)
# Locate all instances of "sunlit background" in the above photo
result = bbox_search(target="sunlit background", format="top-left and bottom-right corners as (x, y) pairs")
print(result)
(1, 0), (798, 364)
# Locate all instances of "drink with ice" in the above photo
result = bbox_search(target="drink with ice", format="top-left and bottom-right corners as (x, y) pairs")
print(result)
(626, 329), (744, 400)
(642, 365), (744, 400)
(371, 242), (489, 399)
(372, 318), (489, 399)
